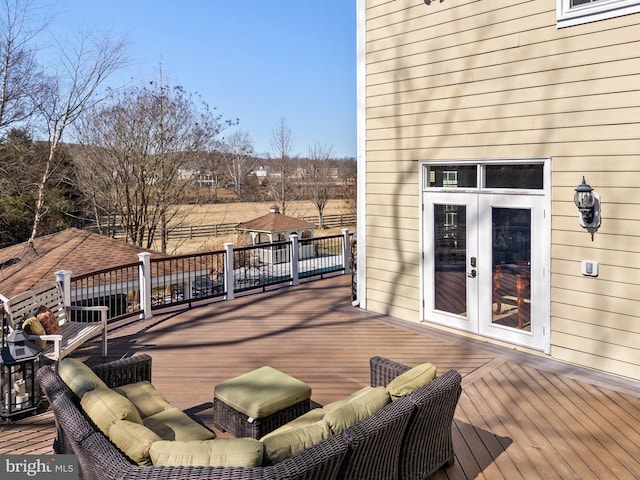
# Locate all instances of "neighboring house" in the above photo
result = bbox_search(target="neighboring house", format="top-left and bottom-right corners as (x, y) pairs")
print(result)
(356, 1), (640, 382)
(0, 228), (168, 299)
(197, 171), (215, 188)
(252, 166), (271, 178)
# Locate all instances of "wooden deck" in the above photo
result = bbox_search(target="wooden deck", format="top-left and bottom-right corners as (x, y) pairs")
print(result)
(2, 274), (640, 479)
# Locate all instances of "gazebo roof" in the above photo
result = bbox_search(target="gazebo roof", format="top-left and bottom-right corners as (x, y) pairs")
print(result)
(237, 206), (315, 233)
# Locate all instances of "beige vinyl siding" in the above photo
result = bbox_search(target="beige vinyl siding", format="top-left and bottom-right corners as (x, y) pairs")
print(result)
(365, 164), (422, 317)
(363, 1), (640, 380)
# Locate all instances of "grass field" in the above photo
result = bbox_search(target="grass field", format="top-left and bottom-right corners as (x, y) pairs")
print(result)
(161, 199), (355, 255)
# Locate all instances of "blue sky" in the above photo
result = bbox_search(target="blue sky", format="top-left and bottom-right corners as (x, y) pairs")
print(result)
(37, 1), (357, 158)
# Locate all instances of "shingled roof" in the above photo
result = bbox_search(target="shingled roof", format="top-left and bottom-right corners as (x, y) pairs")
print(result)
(237, 206), (314, 233)
(0, 228), (166, 298)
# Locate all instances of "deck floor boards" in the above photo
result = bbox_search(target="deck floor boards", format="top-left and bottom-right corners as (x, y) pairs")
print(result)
(1, 274), (639, 479)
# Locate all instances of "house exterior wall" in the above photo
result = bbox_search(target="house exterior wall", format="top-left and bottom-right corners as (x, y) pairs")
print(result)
(358, 0), (640, 381)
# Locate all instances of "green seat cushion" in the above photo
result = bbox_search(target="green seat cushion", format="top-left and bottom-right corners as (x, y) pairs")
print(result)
(214, 366), (311, 419)
(59, 357), (109, 399)
(143, 407), (216, 441)
(108, 420), (161, 466)
(323, 386), (390, 435)
(260, 416), (332, 464)
(114, 381), (173, 418)
(149, 439), (264, 467)
(80, 387), (143, 435)
(386, 362), (437, 399)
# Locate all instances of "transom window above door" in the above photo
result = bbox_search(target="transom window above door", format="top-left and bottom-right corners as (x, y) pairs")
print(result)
(424, 163), (544, 191)
(557, 0), (640, 28)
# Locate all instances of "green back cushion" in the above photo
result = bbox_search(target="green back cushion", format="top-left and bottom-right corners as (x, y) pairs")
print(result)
(143, 407), (216, 441)
(260, 414), (331, 464)
(323, 386), (390, 435)
(80, 387), (143, 435)
(114, 381), (173, 418)
(386, 362), (437, 399)
(58, 357), (108, 398)
(270, 407), (326, 430)
(108, 420), (161, 466)
(149, 439), (264, 467)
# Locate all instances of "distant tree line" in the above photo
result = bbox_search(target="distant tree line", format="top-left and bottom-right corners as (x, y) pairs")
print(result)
(0, 2), (356, 253)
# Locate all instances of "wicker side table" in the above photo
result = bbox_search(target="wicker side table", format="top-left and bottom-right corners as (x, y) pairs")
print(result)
(213, 366), (312, 439)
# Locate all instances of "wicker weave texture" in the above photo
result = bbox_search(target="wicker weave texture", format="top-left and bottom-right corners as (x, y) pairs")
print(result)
(339, 395), (414, 480)
(37, 355), (345, 480)
(370, 356), (411, 387)
(36, 355), (462, 480)
(91, 354), (152, 388)
(399, 370), (462, 480)
(213, 396), (311, 439)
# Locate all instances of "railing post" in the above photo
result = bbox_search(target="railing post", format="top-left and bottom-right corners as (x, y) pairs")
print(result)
(224, 242), (234, 300)
(55, 270), (72, 306)
(138, 252), (153, 319)
(290, 234), (299, 286)
(341, 229), (350, 274)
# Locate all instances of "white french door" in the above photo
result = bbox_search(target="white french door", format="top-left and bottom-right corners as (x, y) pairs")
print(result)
(424, 193), (478, 333)
(422, 163), (550, 352)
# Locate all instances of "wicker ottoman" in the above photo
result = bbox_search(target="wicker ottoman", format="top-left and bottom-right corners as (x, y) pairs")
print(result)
(213, 366), (312, 439)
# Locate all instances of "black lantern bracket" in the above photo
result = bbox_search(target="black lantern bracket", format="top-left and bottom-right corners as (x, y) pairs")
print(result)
(574, 176), (601, 241)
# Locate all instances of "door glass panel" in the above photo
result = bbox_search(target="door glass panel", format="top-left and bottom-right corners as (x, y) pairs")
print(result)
(491, 208), (531, 331)
(427, 166), (477, 188)
(485, 164), (543, 189)
(434, 204), (467, 316)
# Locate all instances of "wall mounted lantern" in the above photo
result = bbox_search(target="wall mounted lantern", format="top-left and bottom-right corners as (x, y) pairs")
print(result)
(574, 176), (601, 240)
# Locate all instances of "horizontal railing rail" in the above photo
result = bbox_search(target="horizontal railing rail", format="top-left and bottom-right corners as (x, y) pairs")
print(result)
(50, 230), (353, 324)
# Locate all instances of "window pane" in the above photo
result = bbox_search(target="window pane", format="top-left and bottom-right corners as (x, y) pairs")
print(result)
(434, 204), (466, 316)
(492, 208), (531, 331)
(485, 164), (543, 189)
(428, 166), (477, 188)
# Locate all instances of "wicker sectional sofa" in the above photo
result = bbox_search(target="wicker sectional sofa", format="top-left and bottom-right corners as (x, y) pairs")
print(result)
(37, 354), (462, 480)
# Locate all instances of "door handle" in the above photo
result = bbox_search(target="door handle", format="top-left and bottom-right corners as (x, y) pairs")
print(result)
(467, 269), (477, 278)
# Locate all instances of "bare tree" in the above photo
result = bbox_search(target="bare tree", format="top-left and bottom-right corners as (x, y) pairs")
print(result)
(338, 157), (357, 217)
(0, 0), (47, 134)
(336, 158), (358, 215)
(307, 142), (334, 228)
(200, 149), (225, 202)
(269, 117), (295, 214)
(28, 29), (127, 247)
(221, 130), (254, 200)
(76, 77), (231, 252)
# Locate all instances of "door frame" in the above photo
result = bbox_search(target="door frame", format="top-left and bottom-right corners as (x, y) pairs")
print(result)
(419, 159), (551, 354)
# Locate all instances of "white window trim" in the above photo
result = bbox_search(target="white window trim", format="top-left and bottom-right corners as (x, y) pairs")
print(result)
(557, 0), (640, 28)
